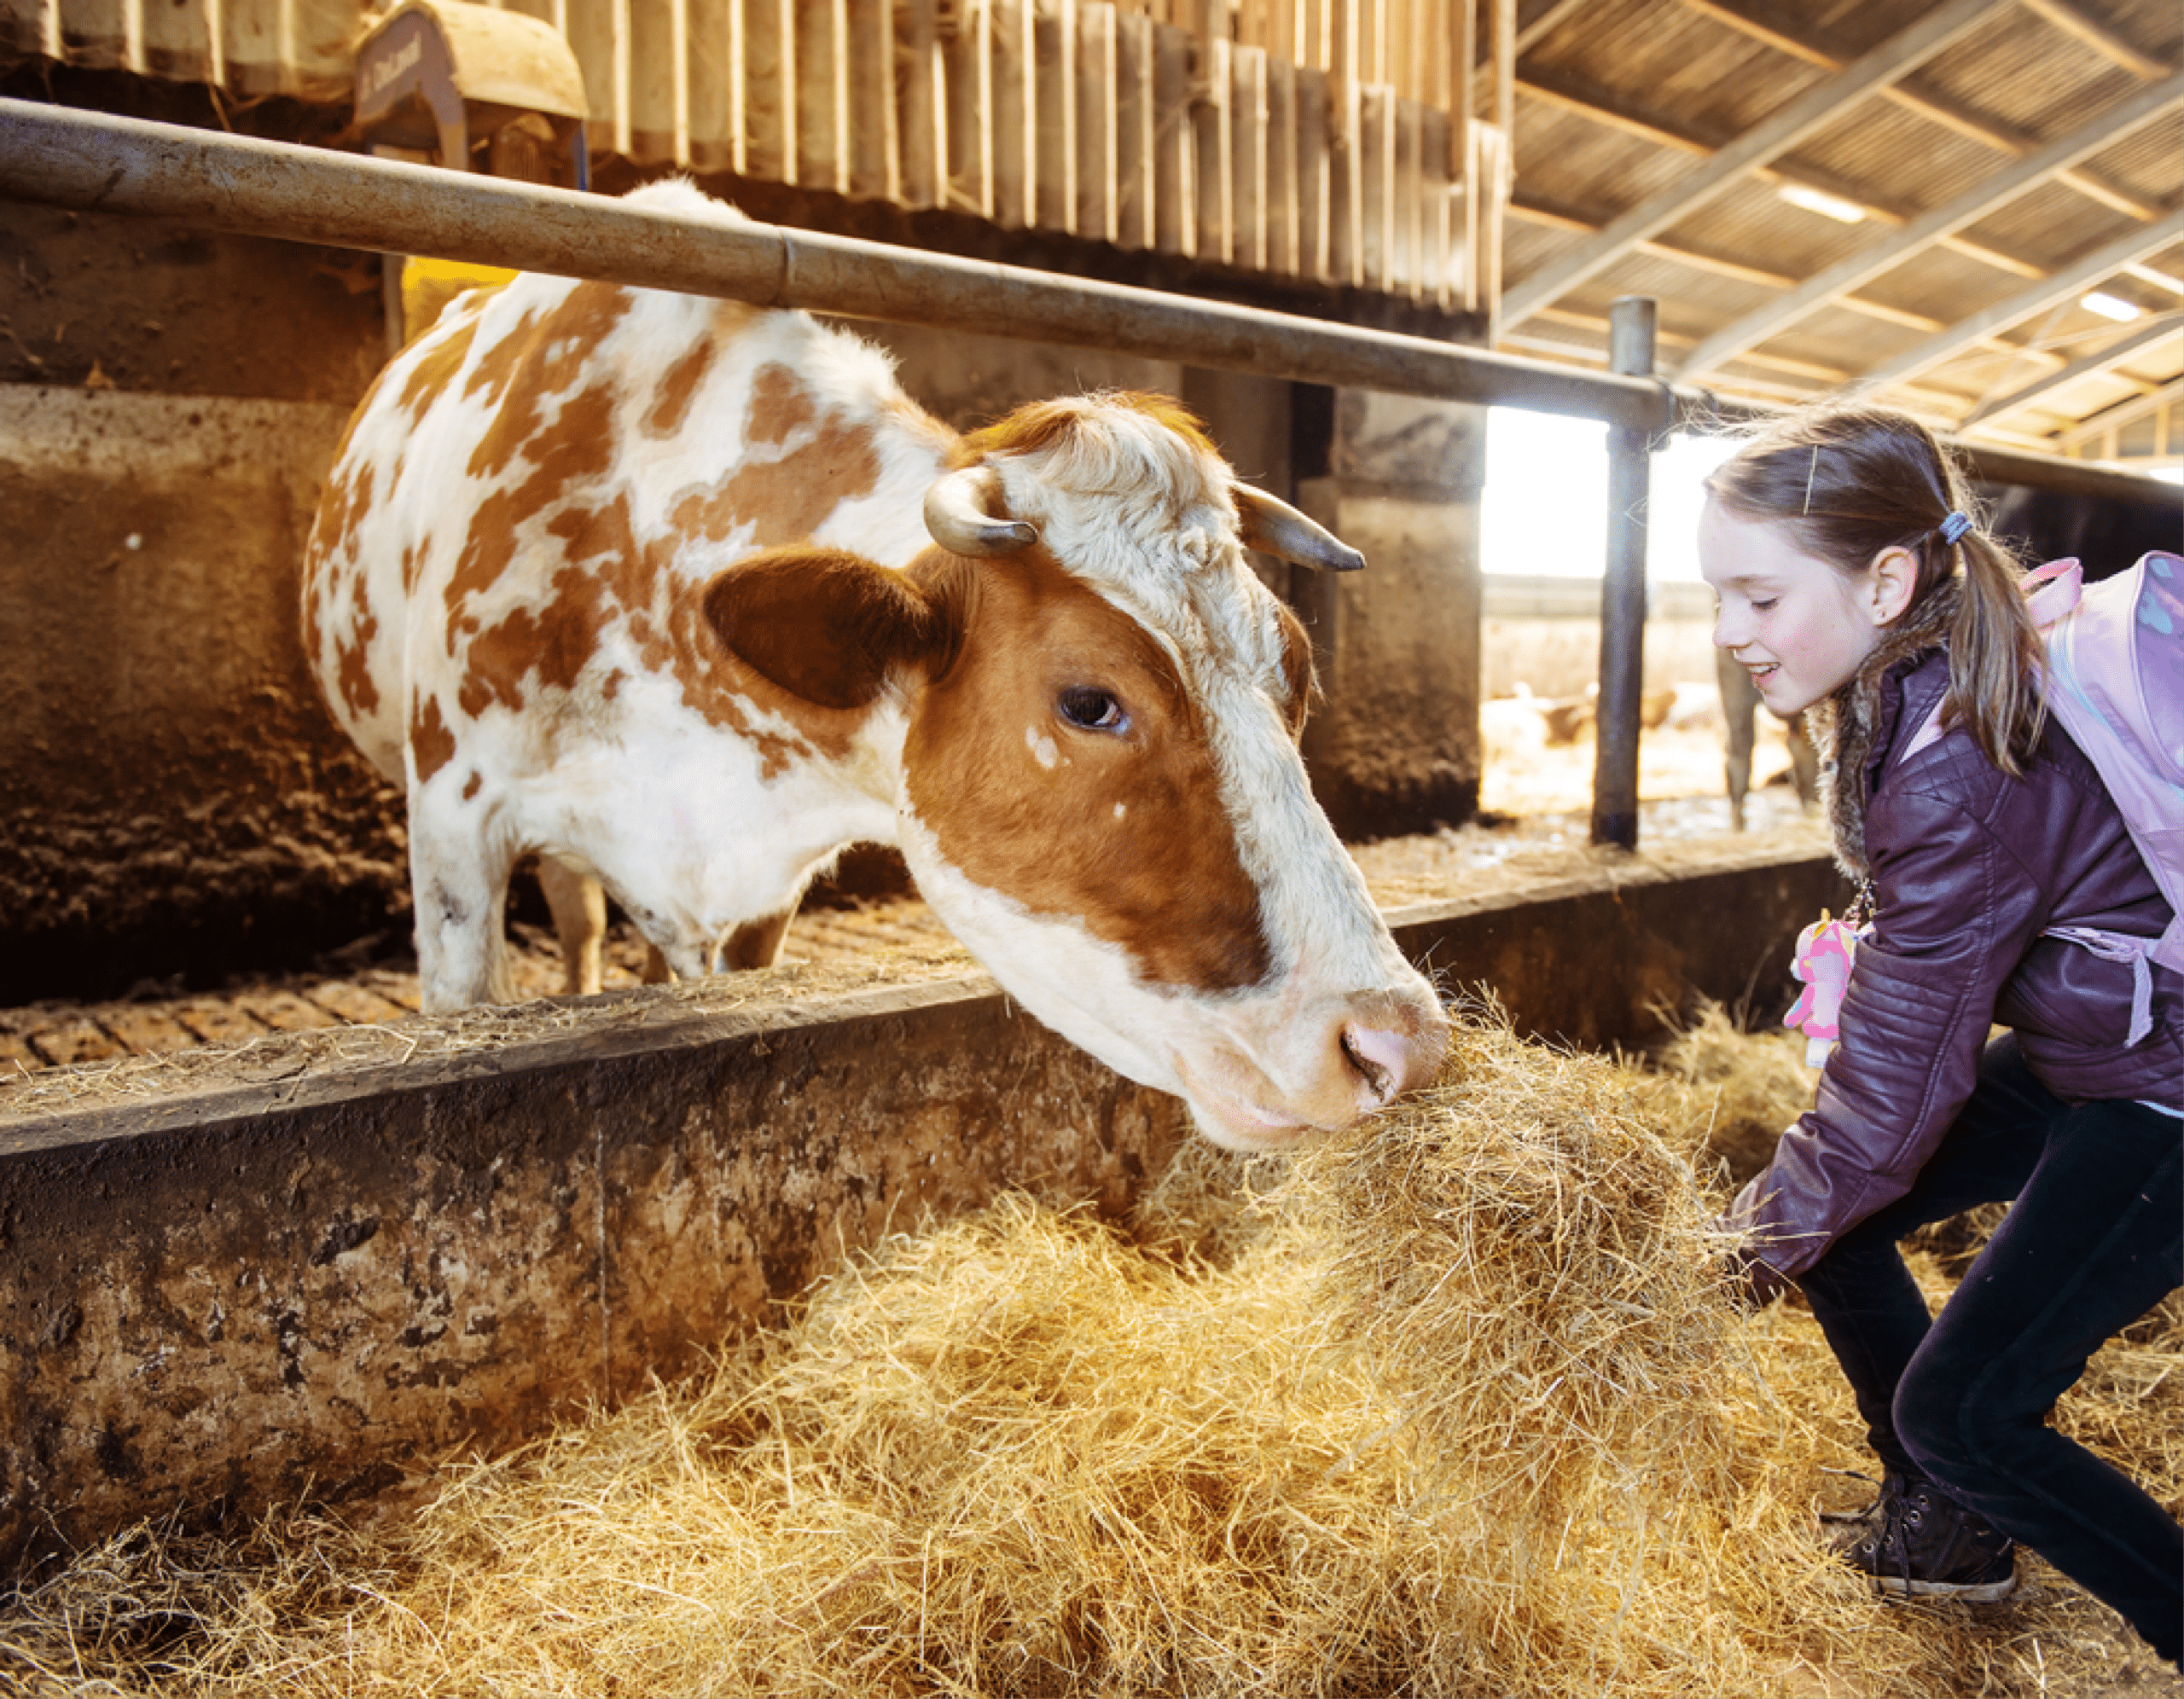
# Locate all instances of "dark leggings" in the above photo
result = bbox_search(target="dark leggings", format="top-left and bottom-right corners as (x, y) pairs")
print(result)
(1796, 1035), (2182, 1662)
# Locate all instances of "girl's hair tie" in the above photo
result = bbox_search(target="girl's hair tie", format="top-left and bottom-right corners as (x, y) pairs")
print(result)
(1937, 511), (1972, 545)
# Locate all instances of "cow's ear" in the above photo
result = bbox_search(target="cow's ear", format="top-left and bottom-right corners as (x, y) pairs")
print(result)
(702, 546), (960, 710)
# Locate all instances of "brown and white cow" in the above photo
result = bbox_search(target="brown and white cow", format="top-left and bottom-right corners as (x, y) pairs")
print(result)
(303, 179), (1447, 1151)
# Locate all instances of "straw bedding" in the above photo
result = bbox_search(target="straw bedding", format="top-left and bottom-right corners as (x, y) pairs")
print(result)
(3, 1006), (2178, 1698)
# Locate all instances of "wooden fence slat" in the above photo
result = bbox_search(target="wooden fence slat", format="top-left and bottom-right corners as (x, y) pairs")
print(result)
(1152, 17), (1193, 256)
(1234, 43), (1268, 274)
(897, 0), (940, 207)
(1266, 52), (1297, 275)
(1194, 32), (1232, 264)
(1076, 2), (1118, 242)
(1294, 61), (1329, 281)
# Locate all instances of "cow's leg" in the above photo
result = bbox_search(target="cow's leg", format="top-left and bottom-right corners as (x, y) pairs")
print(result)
(1715, 647), (1757, 832)
(408, 802), (521, 1012)
(641, 942), (675, 984)
(722, 907), (797, 970)
(537, 857), (607, 996)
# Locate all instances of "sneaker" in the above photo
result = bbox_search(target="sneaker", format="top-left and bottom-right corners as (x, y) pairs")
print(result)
(1839, 1473), (2018, 1603)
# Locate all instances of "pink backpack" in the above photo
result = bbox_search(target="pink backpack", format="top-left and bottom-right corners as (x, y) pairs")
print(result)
(2023, 550), (2184, 1041)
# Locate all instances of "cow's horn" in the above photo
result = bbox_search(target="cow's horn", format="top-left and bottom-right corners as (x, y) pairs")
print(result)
(924, 467), (1038, 556)
(1234, 484), (1365, 572)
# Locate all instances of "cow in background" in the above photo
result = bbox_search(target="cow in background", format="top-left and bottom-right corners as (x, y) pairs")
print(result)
(1715, 646), (1819, 832)
(303, 179), (1448, 1151)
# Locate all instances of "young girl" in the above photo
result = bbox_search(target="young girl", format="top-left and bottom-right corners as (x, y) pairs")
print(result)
(1699, 403), (2181, 1663)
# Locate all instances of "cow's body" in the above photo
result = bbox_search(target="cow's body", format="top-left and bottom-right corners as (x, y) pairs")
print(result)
(305, 180), (1446, 1150)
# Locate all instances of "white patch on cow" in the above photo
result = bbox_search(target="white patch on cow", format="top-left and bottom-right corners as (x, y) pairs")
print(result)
(1113, 802), (1127, 820)
(1025, 724), (1059, 769)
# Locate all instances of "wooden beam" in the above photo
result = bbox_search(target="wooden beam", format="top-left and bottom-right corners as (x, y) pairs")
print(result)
(1676, 73), (2184, 380)
(1853, 206), (2184, 396)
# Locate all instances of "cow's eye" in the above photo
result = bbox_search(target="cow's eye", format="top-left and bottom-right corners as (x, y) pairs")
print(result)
(1057, 686), (1130, 733)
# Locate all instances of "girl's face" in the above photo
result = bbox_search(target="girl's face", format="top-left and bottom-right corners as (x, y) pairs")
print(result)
(1699, 498), (1900, 716)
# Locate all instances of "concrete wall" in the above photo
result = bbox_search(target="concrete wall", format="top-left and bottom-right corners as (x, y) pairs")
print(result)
(1295, 391), (1485, 840)
(0, 836), (1849, 1572)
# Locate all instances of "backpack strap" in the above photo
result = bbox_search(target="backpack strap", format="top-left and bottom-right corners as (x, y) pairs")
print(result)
(2023, 557), (2084, 629)
(2041, 925), (2156, 1047)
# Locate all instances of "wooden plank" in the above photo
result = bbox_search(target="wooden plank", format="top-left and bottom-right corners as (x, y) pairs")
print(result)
(167, 998), (269, 1047)
(1233, 43), (1268, 274)
(943, 0), (993, 216)
(232, 990), (340, 1035)
(843, 0), (893, 199)
(626, 0), (691, 164)
(898, 0), (941, 209)
(27, 1014), (125, 1069)
(685, 0), (741, 171)
(1397, 93), (1420, 300)
(302, 980), (415, 1027)
(1115, 11), (1153, 246)
(1359, 83), (1391, 292)
(1267, 53), (1298, 275)
(1294, 63), (1330, 281)
(1152, 18), (1194, 256)
(99, 1004), (203, 1057)
(1076, 2), (1118, 242)
(1328, 78), (1361, 286)
(1194, 34), (1232, 264)
(1034, 0), (1074, 233)
(990, 0), (1032, 228)
(790, 0), (846, 193)
(740, 0), (790, 180)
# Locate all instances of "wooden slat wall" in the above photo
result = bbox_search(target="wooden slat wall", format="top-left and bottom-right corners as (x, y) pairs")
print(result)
(10, 0), (1506, 311)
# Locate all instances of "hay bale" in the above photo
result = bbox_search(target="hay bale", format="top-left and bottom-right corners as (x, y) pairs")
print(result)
(4, 1011), (2177, 1697)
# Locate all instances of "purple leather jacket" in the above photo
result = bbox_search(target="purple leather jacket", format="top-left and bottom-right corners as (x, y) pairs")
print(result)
(1730, 594), (2183, 1282)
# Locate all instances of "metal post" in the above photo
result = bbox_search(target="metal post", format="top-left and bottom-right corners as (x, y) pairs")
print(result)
(1590, 295), (1657, 850)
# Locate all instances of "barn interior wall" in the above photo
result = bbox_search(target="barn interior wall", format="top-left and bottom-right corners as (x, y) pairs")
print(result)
(0, 203), (404, 1005)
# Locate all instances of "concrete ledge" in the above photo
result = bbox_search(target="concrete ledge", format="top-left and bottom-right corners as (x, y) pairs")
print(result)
(0, 838), (1846, 1571)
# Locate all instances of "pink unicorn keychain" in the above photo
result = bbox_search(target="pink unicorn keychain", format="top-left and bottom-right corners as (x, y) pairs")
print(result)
(1786, 908), (1864, 1068)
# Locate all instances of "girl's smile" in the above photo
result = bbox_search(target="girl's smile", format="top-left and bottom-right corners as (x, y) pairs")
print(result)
(1697, 499), (1909, 717)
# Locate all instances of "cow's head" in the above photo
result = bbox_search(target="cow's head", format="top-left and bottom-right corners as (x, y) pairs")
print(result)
(705, 392), (1448, 1150)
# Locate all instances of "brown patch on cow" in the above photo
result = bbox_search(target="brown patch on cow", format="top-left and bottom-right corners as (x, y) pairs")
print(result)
(335, 574), (381, 720)
(444, 382), (624, 641)
(397, 311), (484, 419)
(644, 336), (717, 438)
(668, 411), (885, 553)
(746, 363), (817, 447)
(462, 283), (631, 484)
(903, 548), (1269, 991)
(410, 695), (457, 785)
(462, 771), (483, 801)
(949, 391), (1217, 469)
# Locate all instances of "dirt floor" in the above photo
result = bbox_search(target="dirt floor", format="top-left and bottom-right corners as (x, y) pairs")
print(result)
(0, 723), (1821, 1081)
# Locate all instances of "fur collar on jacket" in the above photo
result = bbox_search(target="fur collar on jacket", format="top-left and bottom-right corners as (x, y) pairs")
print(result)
(1818, 574), (1961, 882)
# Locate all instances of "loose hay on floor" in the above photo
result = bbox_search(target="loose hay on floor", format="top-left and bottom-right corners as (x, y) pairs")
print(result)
(3, 1008), (2176, 1698)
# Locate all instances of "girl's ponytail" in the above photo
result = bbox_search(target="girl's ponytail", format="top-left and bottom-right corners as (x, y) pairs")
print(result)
(1943, 525), (2046, 779)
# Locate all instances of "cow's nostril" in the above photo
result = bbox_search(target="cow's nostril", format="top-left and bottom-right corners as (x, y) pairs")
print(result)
(1339, 1026), (1395, 1105)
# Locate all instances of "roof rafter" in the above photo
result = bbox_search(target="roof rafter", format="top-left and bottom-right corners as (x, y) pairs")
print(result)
(1959, 311), (2184, 431)
(1852, 206), (2184, 397)
(1509, 63), (2050, 280)
(1675, 72), (2184, 380)
(1676, 0), (2169, 222)
(1500, 0), (2015, 327)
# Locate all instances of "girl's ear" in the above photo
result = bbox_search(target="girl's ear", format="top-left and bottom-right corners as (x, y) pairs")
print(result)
(1866, 545), (1920, 628)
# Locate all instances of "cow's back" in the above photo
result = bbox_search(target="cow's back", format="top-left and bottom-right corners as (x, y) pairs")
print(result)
(303, 212), (954, 795)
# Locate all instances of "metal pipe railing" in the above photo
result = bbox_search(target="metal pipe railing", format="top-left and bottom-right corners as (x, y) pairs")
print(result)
(0, 98), (1671, 431)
